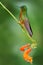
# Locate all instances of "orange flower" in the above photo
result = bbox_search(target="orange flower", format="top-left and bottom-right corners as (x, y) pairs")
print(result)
(20, 44), (32, 64)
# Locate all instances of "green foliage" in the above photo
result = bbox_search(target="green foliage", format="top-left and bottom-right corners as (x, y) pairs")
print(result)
(0, 0), (43, 65)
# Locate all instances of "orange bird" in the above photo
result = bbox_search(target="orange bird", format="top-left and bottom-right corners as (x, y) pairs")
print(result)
(19, 6), (33, 37)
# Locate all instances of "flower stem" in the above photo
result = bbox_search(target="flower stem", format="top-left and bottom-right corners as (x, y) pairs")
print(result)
(0, 2), (19, 23)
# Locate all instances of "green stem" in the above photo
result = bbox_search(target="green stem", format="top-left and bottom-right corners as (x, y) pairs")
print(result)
(0, 2), (19, 23)
(0, 2), (37, 44)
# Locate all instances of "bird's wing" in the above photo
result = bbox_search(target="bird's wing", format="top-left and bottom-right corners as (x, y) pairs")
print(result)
(24, 18), (33, 37)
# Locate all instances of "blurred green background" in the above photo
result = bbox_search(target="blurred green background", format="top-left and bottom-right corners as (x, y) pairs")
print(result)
(0, 0), (43, 65)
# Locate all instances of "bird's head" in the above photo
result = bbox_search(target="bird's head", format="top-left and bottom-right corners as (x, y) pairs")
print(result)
(20, 6), (27, 14)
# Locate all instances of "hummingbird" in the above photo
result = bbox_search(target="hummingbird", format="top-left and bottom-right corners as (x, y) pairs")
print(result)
(19, 6), (33, 37)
